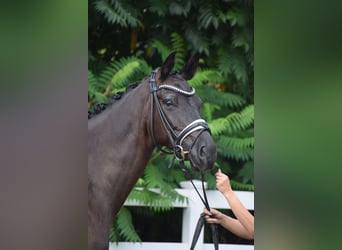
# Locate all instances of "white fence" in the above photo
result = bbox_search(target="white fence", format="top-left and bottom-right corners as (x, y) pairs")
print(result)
(110, 180), (254, 250)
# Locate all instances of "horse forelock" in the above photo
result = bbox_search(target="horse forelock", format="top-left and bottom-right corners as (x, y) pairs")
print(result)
(161, 70), (192, 91)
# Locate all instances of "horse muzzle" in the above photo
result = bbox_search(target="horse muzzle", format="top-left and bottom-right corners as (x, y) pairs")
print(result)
(174, 119), (216, 172)
(189, 131), (216, 172)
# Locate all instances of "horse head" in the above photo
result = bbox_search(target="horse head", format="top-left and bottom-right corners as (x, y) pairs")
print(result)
(149, 52), (216, 172)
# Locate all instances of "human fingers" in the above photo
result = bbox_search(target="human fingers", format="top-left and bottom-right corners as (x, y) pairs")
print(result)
(205, 217), (218, 224)
(215, 168), (222, 176)
(203, 209), (212, 216)
(209, 208), (219, 215)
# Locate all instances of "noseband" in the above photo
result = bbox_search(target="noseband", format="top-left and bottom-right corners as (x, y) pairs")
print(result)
(149, 69), (210, 161)
(149, 69), (219, 250)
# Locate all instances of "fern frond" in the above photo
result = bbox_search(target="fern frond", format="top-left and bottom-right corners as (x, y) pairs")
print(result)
(217, 47), (233, 76)
(109, 222), (120, 242)
(148, 0), (168, 16)
(231, 50), (248, 83)
(189, 68), (223, 87)
(94, 0), (141, 28)
(200, 103), (220, 122)
(215, 136), (254, 161)
(184, 28), (210, 55)
(169, 1), (191, 16)
(227, 7), (247, 27)
(220, 136), (254, 151)
(116, 207), (141, 242)
(130, 164), (187, 211)
(230, 179), (254, 191)
(97, 57), (148, 93)
(88, 70), (98, 99)
(151, 39), (172, 60)
(198, 1), (220, 29)
(196, 85), (246, 108)
(232, 27), (252, 53)
(171, 32), (185, 70)
(237, 161), (254, 184)
(209, 105), (254, 135)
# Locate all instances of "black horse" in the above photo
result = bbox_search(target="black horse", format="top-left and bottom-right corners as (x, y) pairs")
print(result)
(88, 52), (217, 250)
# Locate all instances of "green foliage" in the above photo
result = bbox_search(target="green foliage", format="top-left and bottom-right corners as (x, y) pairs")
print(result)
(151, 32), (186, 70)
(88, 56), (151, 108)
(209, 105), (254, 135)
(110, 207), (141, 242)
(94, 0), (141, 28)
(89, 0), (254, 242)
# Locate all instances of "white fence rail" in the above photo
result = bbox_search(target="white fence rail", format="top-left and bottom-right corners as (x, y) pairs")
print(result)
(110, 180), (254, 250)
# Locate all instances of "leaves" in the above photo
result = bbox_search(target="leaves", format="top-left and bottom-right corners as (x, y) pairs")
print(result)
(94, 0), (141, 28)
(89, 0), (254, 242)
(115, 207), (141, 242)
(209, 105), (254, 135)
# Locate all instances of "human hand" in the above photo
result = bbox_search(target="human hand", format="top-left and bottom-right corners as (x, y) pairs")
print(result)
(215, 169), (232, 195)
(203, 208), (223, 225)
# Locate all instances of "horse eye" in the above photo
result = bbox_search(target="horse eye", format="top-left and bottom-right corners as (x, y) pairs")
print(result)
(163, 99), (174, 107)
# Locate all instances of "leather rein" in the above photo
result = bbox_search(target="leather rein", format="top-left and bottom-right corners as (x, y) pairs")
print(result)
(149, 69), (219, 250)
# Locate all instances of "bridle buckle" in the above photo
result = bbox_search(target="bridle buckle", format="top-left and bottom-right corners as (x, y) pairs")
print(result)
(174, 145), (189, 161)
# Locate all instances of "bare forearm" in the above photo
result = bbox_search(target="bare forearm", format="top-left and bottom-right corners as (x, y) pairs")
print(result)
(219, 214), (254, 239)
(224, 190), (254, 239)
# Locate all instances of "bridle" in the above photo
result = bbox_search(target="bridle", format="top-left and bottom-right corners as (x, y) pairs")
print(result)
(149, 69), (210, 161)
(149, 69), (220, 248)
(149, 68), (219, 250)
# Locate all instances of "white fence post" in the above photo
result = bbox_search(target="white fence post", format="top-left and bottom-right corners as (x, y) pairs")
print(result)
(180, 180), (207, 250)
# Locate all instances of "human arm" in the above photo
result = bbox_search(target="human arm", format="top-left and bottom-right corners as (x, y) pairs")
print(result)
(204, 208), (254, 240)
(215, 169), (254, 239)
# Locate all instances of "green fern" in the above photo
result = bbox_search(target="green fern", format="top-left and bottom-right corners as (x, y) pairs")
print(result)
(232, 27), (252, 53)
(94, 0), (141, 28)
(151, 32), (186, 70)
(200, 102), (220, 122)
(188, 68), (223, 87)
(151, 39), (172, 60)
(184, 27), (210, 55)
(230, 179), (254, 191)
(231, 50), (248, 84)
(217, 46), (233, 76)
(171, 33), (186, 70)
(236, 161), (254, 184)
(143, 164), (187, 206)
(100, 57), (149, 91)
(169, 1), (191, 16)
(226, 7), (248, 27)
(196, 85), (246, 108)
(148, 0), (168, 16)
(114, 207), (141, 242)
(88, 56), (151, 108)
(216, 138), (254, 161)
(209, 105), (254, 135)
(198, 0), (220, 29)
(88, 70), (98, 100)
(89, 0), (254, 242)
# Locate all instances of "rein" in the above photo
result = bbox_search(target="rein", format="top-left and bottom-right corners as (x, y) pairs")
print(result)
(149, 69), (219, 250)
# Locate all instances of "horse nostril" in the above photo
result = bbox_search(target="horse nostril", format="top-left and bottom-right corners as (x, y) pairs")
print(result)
(200, 146), (208, 157)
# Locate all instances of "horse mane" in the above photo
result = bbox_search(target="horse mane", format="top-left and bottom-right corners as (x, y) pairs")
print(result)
(88, 81), (140, 120)
(88, 71), (181, 120)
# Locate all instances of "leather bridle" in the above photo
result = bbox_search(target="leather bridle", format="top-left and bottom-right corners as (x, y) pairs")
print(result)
(149, 69), (219, 250)
(149, 69), (210, 161)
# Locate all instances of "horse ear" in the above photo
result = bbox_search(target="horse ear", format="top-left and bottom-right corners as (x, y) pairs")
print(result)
(157, 52), (176, 83)
(180, 53), (200, 80)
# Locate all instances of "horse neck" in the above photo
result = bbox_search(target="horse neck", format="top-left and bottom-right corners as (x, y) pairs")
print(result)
(88, 81), (155, 215)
